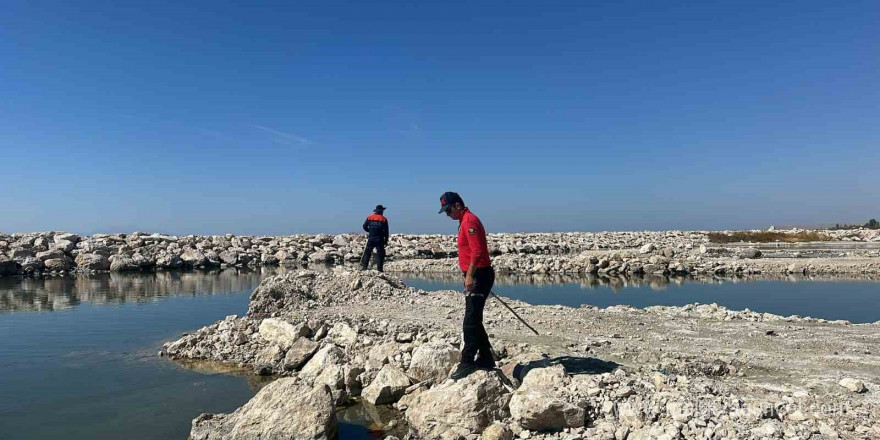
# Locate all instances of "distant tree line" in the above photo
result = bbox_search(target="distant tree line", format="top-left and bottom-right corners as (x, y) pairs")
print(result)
(830, 219), (880, 230)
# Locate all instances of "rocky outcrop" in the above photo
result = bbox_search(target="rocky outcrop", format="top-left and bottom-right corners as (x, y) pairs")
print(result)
(405, 370), (511, 439)
(189, 378), (337, 440)
(508, 365), (586, 431)
(160, 270), (880, 440)
(299, 345), (345, 382)
(3, 228), (880, 277)
(258, 318), (309, 347)
(407, 342), (460, 384)
(75, 253), (110, 271)
(282, 337), (320, 371)
(361, 365), (411, 404)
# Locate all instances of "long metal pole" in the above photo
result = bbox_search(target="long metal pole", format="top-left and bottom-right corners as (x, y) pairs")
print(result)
(490, 291), (540, 335)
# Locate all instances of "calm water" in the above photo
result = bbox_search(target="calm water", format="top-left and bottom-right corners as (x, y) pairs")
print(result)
(2, 270), (879, 440)
(0, 269), (376, 440)
(402, 272), (880, 323)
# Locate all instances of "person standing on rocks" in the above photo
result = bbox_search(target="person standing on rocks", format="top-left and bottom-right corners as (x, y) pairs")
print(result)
(361, 205), (389, 272)
(439, 192), (496, 379)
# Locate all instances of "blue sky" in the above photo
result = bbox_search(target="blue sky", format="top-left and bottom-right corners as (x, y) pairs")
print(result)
(1, 1), (878, 235)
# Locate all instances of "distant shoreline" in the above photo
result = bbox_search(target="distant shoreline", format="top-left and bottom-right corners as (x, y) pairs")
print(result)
(1, 228), (879, 278)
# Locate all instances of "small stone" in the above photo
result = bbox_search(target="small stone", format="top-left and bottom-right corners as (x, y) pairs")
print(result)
(787, 410), (808, 422)
(482, 422), (514, 440)
(750, 420), (782, 438)
(819, 422), (840, 439)
(838, 378), (866, 393)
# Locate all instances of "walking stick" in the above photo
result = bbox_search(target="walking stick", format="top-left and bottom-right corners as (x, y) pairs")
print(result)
(489, 291), (540, 335)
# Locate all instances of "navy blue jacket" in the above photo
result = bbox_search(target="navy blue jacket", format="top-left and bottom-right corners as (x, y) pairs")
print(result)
(363, 214), (389, 243)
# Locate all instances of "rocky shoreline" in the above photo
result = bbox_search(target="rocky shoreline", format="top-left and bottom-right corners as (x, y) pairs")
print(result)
(162, 269), (879, 440)
(2, 229), (880, 278)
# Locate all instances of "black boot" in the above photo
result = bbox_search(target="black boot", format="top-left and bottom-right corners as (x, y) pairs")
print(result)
(475, 358), (496, 370)
(449, 363), (478, 380)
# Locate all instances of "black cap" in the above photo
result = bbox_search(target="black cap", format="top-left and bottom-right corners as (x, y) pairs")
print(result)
(374, 205), (387, 213)
(438, 192), (464, 214)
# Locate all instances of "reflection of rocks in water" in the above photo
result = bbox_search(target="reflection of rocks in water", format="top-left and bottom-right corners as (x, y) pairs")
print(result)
(337, 400), (405, 437)
(172, 358), (275, 391)
(5, 263), (879, 313)
(394, 269), (880, 292)
(0, 267), (293, 312)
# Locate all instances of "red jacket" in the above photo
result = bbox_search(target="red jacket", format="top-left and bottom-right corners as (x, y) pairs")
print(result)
(457, 208), (491, 272)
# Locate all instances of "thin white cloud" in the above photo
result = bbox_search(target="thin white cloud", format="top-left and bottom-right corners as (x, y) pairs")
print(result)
(252, 124), (312, 145)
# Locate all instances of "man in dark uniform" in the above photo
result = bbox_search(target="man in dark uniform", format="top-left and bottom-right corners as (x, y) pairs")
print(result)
(361, 205), (389, 272)
(439, 192), (496, 380)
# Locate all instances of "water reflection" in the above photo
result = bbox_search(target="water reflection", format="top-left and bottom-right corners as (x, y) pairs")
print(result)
(337, 401), (404, 439)
(394, 270), (880, 293)
(0, 267), (293, 313)
(173, 359), (276, 391)
(4, 265), (879, 315)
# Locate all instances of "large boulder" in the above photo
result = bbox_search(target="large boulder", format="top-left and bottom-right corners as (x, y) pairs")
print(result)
(51, 239), (76, 253)
(109, 255), (140, 272)
(32, 236), (50, 248)
(43, 258), (72, 272)
(283, 338), (320, 371)
(738, 247), (762, 259)
(54, 233), (81, 244)
(300, 344), (345, 382)
(147, 234), (177, 243)
(10, 248), (36, 261)
(36, 249), (66, 261)
(839, 378), (867, 393)
(258, 318), (309, 348)
(308, 251), (330, 263)
(203, 250), (222, 267)
(313, 364), (348, 405)
(219, 250), (239, 265)
(20, 257), (44, 273)
(406, 370), (510, 439)
(156, 253), (183, 269)
(482, 422), (514, 440)
(180, 249), (208, 267)
(254, 345), (284, 367)
(362, 365), (410, 405)
(75, 253), (111, 271)
(189, 379), (337, 440)
(407, 342), (460, 384)
(367, 342), (403, 368)
(261, 253), (280, 265)
(508, 365), (585, 431)
(327, 322), (358, 346)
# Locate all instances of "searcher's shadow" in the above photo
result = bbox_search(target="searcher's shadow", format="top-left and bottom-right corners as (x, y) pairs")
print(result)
(506, 356), (620, 384)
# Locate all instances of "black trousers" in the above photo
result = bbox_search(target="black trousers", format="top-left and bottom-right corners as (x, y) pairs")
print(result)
(462, 266), (495, 367)
(361, 239), (386, 271)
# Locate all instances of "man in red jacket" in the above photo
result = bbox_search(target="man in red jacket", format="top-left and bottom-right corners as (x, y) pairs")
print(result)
(439, 192), (496, 379)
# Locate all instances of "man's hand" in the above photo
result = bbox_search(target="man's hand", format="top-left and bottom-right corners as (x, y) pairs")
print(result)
(464, 273), (475, 292)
